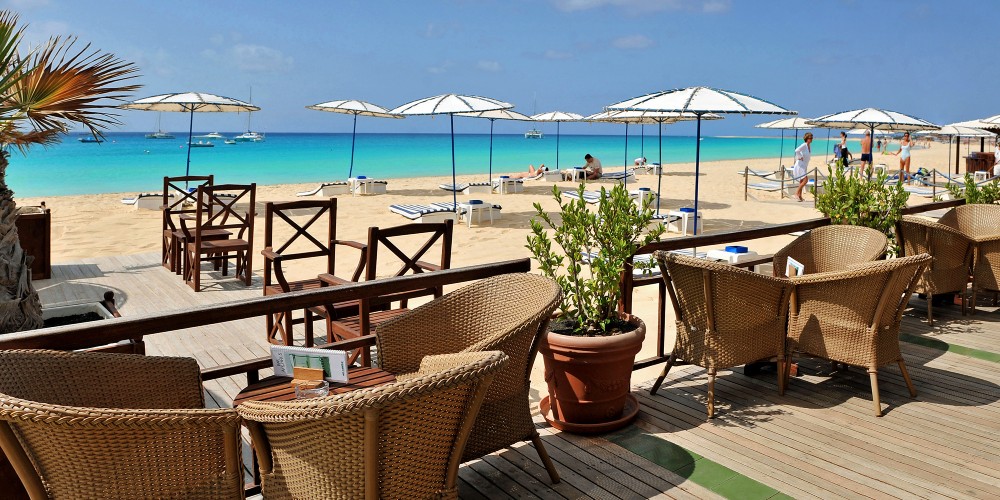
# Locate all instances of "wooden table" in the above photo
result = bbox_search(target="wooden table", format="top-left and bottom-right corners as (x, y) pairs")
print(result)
(233, 366), (396, 406)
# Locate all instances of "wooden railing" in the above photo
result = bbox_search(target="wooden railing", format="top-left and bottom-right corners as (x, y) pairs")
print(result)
(623, 198), (966, 370)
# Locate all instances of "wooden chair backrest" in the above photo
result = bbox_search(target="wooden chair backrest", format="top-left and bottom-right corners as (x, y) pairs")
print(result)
(263, 198), (336, 290)
(162, 175), (214, 232)
(365, 219), (453, 304)
(190, 184), (256, 244)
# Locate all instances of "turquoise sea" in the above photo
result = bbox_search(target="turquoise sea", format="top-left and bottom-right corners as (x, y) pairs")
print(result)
(6, 132), (844, 197)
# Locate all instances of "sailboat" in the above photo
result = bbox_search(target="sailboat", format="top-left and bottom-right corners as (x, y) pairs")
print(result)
(233, 86), (265, 142)
(525, 93), (543, 139)
(145, 113), (175, 139)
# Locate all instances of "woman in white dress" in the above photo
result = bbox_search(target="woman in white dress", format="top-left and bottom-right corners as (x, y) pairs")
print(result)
(792, 132), (813, 202)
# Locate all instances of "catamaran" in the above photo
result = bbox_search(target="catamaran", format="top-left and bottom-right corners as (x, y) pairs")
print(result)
(524, 129), (543, 139)
(145, 113), (175, 139)
(233, 87), (265, 142)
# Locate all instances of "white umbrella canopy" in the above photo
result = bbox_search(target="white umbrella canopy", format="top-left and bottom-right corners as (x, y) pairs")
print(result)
(120, 92), (260, 176)
(531, 111), (584, 170)
(916, 124), (997, 174)
(755, 117), (815, 170)
(307, 99), (402, 178)
(607, 86), (796, 234)
(846, 128), (895, 136)
(456, 109), (533, 182)
(390, 94), (513, 213)
(807, 108), (939, 132)
(949, 115), (1000, 130)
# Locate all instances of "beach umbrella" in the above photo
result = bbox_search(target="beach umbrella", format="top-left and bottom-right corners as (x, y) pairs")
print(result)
(390, 94), (512, 214)
(608, 86), (796, 234)
(120, 92), (259, 176)
(586, 110), (719, 208)
(531, 111), (584, 170)
(456, 108), (532, 182)
(306, 100), (402, 178)
(755, 117), (814, 170)
(808, 108), (939, 175)
(916, 124), (996, 174)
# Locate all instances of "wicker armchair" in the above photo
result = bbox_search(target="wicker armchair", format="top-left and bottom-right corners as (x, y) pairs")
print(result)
(375, 273), (563, 483)
(237, 350), (508, 500)
(651, 252), (793, 418)
(0, 350), (243, 500)
(896, 215), (974, 325)
(938, 204), (1000, 313)
(772, 225), (888, 277)
(785, 254), (931, 416)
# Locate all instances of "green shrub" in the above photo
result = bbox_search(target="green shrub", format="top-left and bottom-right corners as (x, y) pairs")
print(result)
(527, 183), (663, 335)
(945, 173), (1000, 204)
(814, 164), (909, 254)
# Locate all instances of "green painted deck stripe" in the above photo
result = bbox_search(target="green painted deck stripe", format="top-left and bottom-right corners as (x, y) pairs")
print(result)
(901, 334), (1000, 364)
(607, 426), (786, 499)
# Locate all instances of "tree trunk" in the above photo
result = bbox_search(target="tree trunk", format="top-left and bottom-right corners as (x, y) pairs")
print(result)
(0, 152), (43, 333)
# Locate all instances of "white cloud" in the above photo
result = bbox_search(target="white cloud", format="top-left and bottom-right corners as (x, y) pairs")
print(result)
(477, 60), (501, 72)
(202, 43), (293, 73)
(551, 0), (730, 14)
(544, 49), (573, 60)
(426, 60), (454, 74)
(613, 35), (653, 49)
(231, 44), (293, 72)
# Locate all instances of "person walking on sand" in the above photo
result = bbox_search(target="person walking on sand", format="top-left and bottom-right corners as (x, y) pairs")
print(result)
(894, 132), (914, 181)
(792, 132), (813, 202)
(859, 131), (873, 176)
(836, 131), (853, 169)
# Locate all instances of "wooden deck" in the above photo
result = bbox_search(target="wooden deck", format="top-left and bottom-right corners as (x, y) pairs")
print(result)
(34, 252), (1000, 499)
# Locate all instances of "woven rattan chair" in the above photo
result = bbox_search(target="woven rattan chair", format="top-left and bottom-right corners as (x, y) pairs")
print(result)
(785, 254), (931, 416)
(237, 350), (508, 500)
(772, 224), (888, 277)
(0, 350), (243, 499)
(938, 204), (1000, 313)
(651, 252), (793, 418)
(896, 215), (974, 325)
(374, 273), (563, 483)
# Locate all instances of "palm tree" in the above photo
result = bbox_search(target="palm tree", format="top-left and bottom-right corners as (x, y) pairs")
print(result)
(0, 11), (139, 332)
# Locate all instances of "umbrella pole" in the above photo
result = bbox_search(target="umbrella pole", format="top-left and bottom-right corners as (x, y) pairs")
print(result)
(641, 124), (645, 157)
(349, 113), (358, 178)
(779, 130), (784, 169)
(623, 122), (629, 188)
(185, 107), (194, 178)
(656, 120), (663, 214)
(451, 114), (458, 214)
(556, 121), (561, 170)
(954, 136), (959, 175)
(488, 119), (494, 182)
(948, 135), (952, 174)
(693, 115), (702, 235)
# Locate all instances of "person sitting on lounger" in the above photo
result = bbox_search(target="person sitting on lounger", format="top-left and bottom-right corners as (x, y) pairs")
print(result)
(505, 164), (547, 179)
(583, 154), (603, 180)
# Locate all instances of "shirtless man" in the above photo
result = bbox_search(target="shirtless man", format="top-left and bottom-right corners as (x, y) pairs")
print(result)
(859, 131), (873, 176)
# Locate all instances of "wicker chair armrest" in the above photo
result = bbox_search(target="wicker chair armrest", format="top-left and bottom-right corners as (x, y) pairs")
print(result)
(966, 233), (1000, 244)
(414, 352), (496, 376)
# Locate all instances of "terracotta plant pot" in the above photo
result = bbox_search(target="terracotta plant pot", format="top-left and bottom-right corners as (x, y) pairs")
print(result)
(538, 313), (645, 434)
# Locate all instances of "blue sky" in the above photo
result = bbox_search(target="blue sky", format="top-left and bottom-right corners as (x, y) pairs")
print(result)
(5, 0), (997, 136)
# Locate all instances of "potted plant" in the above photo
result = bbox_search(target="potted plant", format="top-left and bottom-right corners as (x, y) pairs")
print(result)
(814, 163), (909, 254)
(527, 182), (663, 434)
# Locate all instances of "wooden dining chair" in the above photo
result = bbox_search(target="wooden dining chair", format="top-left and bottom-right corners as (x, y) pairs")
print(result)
(161, 175), (232, 275)
(182, 183), (256, 291)
(311, 219), (453, 363)
(262, 198), (366, 347)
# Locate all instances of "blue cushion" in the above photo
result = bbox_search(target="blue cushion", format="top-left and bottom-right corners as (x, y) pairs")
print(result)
(468, 199), (483, 205)
(678, 207), (695, 213)
(725, 245), (749, 254)
(356, 175), (367, 179)
(499, 175), (509, 179)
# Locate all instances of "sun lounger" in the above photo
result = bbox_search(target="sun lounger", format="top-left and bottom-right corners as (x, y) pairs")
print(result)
(120, 192), (170, 210)
(296, 181), (350, 197)
(583, 249), (706, 278)
(596, 170), (637, 183)
(388, 204), (457, 223)
(438, 181), (493, 194)
(562, 190), (602, 204)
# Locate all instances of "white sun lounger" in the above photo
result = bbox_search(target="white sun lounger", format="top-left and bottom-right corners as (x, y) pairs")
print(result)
(121, 192), (170, 210)
(582, 249), (706, 278)
(296, 181), (350, 197)
(596, 170), (637, 183)
(388, 204), (457, 223)
(562, 190), (603, 204)
(438, 181), (493, 194)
